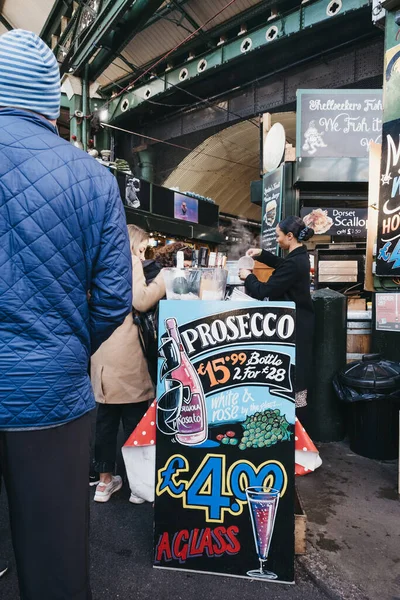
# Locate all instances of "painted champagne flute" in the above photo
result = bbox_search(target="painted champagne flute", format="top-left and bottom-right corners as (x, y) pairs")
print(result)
(245, 486), (280, 580)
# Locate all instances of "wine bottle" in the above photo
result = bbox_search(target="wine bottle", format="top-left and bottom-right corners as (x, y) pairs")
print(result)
(199, 247), (209, 267)
(192, 249), (199, 268)
(172, 251), (188, 295)
(208, 252), (217, 267)
(165, 318), (208, 446)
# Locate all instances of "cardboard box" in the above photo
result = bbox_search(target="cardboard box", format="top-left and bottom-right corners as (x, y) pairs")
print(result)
(348, 298), (367, 311)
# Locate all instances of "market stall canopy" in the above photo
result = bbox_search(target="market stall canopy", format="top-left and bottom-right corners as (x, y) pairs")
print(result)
(0, 0), (56, 35)
(163, 112), (296, 220)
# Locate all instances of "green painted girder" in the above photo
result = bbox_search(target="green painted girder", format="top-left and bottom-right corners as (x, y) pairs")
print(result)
(0, 14), (13, 30)
(87, 0), (167, 80)
(59, 0), (135, 75)
(41, 0), (75, 43)
(100, 0), (300, 95)
(60, 93), (70, 109)
(108, 0), (370, 122)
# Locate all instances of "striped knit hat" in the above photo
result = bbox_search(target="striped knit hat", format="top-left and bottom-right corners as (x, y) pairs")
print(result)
(0, 29), (60, 120)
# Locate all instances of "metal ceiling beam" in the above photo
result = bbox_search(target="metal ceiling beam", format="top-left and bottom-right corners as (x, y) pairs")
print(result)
(0, 13), (13, 30)
(99, 0), (293, 94)
(169, 0), (201, 32)
(143, 37), (382, 144)
(87, 0), (166, 80)
(41, 0), (75, 43)
(169, 0), (214, 47)
(59, 0), (136, 75)
(138, 0), (192, 30)
(108, 0), (373, 122)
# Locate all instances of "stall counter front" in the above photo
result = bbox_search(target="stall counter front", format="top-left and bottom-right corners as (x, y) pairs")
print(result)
(154, 300), (296, 584)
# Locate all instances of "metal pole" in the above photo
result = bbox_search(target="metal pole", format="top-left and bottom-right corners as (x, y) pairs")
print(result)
(82, 64), (89, 151)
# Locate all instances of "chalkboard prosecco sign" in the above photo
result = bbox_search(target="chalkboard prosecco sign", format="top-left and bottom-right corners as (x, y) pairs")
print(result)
(297, 90), (383, 159)
(154, 301), (296, 583)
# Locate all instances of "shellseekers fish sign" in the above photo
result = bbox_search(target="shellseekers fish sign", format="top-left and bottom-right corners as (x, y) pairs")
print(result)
(297, 89), (382, 158)
(154, 300), (295, 584)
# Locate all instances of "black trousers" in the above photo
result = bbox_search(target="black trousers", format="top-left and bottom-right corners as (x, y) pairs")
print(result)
(94, 401), (148, 474)
(0, 412), (93, 600)
(296, 405), (309, 431)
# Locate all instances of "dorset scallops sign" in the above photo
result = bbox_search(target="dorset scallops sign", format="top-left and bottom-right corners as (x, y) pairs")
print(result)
(300, 207), (368, 238)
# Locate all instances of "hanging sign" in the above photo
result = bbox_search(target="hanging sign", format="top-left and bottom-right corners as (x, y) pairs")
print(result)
(300, 207), (368, 238)
(154, 300), (296, 584)
(261, 166), (283, 254)
(297, 90), (383, 158)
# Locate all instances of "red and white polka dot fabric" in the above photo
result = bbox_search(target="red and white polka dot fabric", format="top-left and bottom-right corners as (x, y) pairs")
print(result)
(124, 401), (156, 448)
(295, 417), (322, 476)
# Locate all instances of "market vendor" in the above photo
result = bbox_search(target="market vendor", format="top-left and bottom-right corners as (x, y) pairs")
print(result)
(239, 216), (314, 418)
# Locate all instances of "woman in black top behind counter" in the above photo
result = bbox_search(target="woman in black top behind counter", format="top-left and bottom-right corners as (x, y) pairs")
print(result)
(239, 216), (314, 417)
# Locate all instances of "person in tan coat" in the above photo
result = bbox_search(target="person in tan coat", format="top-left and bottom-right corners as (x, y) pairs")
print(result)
(91, 225), (166, 504)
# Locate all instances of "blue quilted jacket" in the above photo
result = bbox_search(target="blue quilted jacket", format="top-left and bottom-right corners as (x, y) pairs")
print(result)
(0, 108), (132, 430)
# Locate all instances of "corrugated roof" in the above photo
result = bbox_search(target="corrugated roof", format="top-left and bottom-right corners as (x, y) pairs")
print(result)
(163, 113), (296, 220)
(101, 0), (265, 87)
(121, 10), (194, 68)
(97, 57), (132, 88)
(185, 0), (264, 31)
(1, 0), (56, 35)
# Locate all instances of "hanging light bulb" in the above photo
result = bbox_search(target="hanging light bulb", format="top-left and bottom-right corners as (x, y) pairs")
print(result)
(99, 109), (109, 122)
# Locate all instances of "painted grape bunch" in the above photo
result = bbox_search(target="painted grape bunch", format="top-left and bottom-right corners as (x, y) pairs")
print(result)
(238, 409), (291, 450)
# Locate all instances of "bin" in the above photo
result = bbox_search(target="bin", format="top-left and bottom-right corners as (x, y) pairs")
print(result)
(333, 354), (400, 460)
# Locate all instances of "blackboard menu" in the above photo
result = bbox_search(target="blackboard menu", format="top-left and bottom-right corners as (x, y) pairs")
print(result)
(154, 300), (296, 583)
(261, 166), (283, 254)
(300, 207), (368, 238)
(297, 90), (383, 158)
(376, 118), (400, 276)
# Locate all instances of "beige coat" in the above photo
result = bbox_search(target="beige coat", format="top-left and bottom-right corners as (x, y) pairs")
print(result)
(91, 256), (166, 404)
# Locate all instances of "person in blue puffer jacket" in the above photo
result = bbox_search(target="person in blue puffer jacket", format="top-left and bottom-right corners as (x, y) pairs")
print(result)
(0, 30), (132, 600)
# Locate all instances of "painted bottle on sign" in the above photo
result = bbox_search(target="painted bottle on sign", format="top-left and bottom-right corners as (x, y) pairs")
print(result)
(165, 318), (208, 446)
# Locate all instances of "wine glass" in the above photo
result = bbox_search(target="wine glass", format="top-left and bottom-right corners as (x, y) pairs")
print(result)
(245, 486), (280, 580)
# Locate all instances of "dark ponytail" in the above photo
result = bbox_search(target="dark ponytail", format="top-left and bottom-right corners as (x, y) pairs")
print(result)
(278, 216), (314, 242)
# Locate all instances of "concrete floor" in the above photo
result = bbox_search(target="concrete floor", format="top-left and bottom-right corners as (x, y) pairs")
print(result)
(0, 485), (329, 600)
(1, 441), (398, 599)
(297, 442), (400, 600)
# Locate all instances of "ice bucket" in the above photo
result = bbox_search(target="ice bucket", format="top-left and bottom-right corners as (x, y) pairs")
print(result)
(162, 268), (227, 300)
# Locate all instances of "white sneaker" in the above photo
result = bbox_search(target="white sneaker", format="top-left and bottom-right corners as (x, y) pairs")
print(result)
(129, 493), (145, 505)
(94, 476), (122, 503)
(89, 474), (100, 487)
